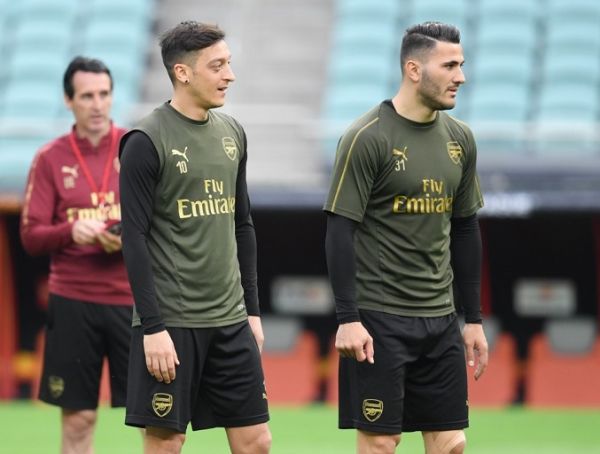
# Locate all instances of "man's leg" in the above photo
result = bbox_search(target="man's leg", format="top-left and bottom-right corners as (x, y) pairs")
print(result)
(225, 422), (272, 454)
(422, 430), (466, 454)
(61, 409), (97, 454)
(144, 426), (186, 454)
(357, 430), (401, 454)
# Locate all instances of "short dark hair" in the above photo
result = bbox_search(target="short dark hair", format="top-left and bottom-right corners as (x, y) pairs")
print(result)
(63, 56), (113, 99)
(400, 22), (461, 72)
(159, 21), (226, 83)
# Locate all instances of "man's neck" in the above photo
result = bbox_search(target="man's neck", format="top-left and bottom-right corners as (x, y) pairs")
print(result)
(170, 95), (209, 121)
(391, 90), (437, 123)
(74, 124), (110, 147)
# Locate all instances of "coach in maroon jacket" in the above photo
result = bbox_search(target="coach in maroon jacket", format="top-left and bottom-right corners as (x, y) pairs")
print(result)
(20, 56), (132, 454)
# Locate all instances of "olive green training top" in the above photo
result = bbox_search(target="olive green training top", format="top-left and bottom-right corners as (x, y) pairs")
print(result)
(324, 101), (484, 317)
(130, 103), (249, 328)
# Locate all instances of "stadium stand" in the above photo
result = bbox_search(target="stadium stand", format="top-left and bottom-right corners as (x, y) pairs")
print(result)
(526, 317), (600, 407)
(322, 0), (600, 164)
(0, 0), (599, 409)
(409, 0), (470, 37)
(0, 0), (155, 201)
(260, 316), (320, 404)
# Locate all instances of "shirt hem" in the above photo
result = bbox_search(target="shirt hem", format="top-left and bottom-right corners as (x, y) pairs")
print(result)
(132, 314), (248, 329)
(357, 303), (456, 318)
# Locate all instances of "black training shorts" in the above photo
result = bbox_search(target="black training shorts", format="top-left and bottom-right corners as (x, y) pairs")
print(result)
(339, 310), (468, 434)
(125, 321), (270, 433)
(39, 294), (132, 409)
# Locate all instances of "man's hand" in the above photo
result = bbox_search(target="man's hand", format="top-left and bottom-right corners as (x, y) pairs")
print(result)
(72, 219), (105, 245)
(463, 323), (488, 380)
(143, 330), (180, 384)
(96, 229), (122, 253)
(335, 321), (374, 363)
(248, 315), (265, 353)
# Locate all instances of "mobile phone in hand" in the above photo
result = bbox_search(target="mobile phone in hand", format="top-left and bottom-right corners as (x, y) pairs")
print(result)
(106, 221), (122, 235)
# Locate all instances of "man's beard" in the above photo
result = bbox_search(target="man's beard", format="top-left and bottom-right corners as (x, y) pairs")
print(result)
(418, 71), (456, 112)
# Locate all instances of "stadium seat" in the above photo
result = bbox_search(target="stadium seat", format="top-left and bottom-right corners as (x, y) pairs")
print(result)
(468, 83), (530, 123)
(533, 81), (598, 154)
(86, 0), (153, 22)
(478, 0), (539, 19)
(0, 81), (63, 120)
(6, 50), (69, 85)
(547, 0), (600, 26)
(410, 0), (469, 29)
(466, 317), (519, 407)
(536, 83), (598, 122)
(542, 53), (600, 86)
(261, 317), (319, 404)
(332, 18), (399, 54)
(0, 143), (41, 193)
(471, 53), (534, 87)
(336, 0), (401, 21)
(12, 18), (73, 53)
(526, 317), (600, 407)
(476, 25), (539, 72)
(10, 0), (79, 23)
(329, 53), (396, 87)
(83, 19), (150, 55)
(323, 83), (389, 135)
(544, 22), (600, 55)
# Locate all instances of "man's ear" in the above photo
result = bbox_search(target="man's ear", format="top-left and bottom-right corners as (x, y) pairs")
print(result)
(173, 63), (191, 85)
(405, 59), (421, 83)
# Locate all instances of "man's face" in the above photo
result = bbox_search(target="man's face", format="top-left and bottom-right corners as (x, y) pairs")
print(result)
(65, 71), (112, 135)
(187, 40), (235, 110)
(417, 41), (465, 111)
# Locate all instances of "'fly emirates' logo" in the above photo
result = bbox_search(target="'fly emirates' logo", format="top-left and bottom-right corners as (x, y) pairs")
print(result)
(66, 191), (121, 222)
(392, 179), (453, 214)
(177, 179), (236, 219)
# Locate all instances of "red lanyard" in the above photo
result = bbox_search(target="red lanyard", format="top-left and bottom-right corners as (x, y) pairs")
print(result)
(68, 126), (117, 207)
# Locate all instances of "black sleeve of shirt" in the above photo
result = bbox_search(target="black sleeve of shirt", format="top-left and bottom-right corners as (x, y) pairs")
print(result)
(325, 213), (360, 324)
(450, 214), (483, 324)
(235, 133), (260, 316)
(119, 131), (165, 334)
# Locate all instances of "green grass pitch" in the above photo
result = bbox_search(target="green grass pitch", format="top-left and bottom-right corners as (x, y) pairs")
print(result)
(1, 402), (599, 453)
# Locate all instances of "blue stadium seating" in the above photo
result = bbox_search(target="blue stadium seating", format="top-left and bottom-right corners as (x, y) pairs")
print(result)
(13, 19), (73, 53)
(410, 0), (469, 27)
(476, 21), (539, 58)
(0, 81), (63, 120)
(542, 53), (600, 86)
(86, 0), (153, 22)
(336, 0), (401, 21)
(8, 0), (79, 23)
(468, 83), (530, 123)
(545, 22), (600, 55)
(83, 19), (150, 55)
(321, 0), (600, 163)
(329, 54), (396, 87)
(0, 0), (155, 195)
(6, 51), (69, 85)
(471, 53), (534, 87)
(546, 0), (600, 24)
(537, 84), (599, 122)
(478, 0), (540, 21)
